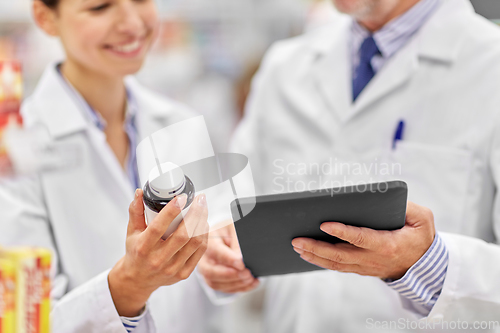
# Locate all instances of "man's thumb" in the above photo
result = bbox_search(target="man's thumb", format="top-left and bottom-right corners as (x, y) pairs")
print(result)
(405, 201), (434, 229)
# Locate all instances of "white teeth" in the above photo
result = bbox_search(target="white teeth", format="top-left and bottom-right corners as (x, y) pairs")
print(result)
(111, 40), (141, 53)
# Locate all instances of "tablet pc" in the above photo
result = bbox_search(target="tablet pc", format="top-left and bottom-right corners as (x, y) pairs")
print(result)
(231, 181), (408, 277)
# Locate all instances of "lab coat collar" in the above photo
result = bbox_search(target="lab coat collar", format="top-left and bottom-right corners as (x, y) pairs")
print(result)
(124, 76), (177, 121)
(308, 0), (470, 63)
(28, 63), (89, 139)
(309, 17), (353, 123)
(28, 63), (176, 140)
(416, 0), (472, 63)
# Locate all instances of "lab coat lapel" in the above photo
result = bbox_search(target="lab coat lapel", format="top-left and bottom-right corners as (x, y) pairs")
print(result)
(350, 41), (419, 120)
(311, 17), (353, 124)
(349, 0), (467, 120)
(125, 77), (177, 142)
(31, 64), (135, 201)
(87, 125), (136, 197)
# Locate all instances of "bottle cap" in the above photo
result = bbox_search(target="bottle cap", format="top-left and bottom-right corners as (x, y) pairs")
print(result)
(148, 162), (185, 199)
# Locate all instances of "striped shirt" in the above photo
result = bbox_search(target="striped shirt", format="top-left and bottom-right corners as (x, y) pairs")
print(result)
(386, 233), (448, 312)
(121, 309), (147, 333)
(350, 0), (449, 313)
(351, 0), (441, 75)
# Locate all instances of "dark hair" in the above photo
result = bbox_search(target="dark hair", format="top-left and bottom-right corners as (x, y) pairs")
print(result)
(39, 0), (59, 8)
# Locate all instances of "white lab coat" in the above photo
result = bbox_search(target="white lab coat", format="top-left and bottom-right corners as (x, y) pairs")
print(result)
(229, 0), (500, 332)
(0, 64), (224, 332)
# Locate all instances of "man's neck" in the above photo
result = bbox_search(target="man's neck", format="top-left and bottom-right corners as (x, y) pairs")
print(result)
(358, 0), (422, 32)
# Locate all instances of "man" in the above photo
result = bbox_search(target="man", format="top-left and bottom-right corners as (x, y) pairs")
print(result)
(199, 0), (500, 331)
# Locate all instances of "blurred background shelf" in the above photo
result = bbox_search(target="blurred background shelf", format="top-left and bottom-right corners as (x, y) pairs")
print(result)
(0, 0), (497, 152)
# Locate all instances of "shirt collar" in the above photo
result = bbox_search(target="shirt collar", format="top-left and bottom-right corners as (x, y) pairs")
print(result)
(352, 0), (441, 59)
(56, 63), (137, 132)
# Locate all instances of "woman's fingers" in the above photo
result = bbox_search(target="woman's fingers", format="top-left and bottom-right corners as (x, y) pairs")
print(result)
(157, 195), (209, 278)
(183, 194), (209, 238)
(207, 278), (260, 294)
(158, 194), (209, 261)
(173, 241), (209, 281)
(200, 263), (253, 283)
(142, 194), (186, 245)
(163, 232), (208, 275)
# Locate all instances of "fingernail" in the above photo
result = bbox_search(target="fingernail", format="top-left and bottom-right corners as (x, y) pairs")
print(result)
(175, 194), (188, 210)
(198, 194), (207, 207)
(134, 189), (140, 199)
(321, 223), (337, 233)
(291, 240), (303, 249)
(293, 247), (304, 254)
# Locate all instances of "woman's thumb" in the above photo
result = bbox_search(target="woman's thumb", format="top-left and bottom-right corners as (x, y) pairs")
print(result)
(128, 189), (147, 234)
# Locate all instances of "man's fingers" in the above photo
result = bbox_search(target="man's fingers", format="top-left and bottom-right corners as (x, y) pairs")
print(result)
(297, 250), (361, 274)
(319, 222), (383, 249)
(143, 194), (186, 244)
(127, 189), (147, 236)
(291, 238), (360, 264)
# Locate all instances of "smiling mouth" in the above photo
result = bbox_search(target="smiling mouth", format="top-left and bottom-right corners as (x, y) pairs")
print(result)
(106, 39), (144, 55)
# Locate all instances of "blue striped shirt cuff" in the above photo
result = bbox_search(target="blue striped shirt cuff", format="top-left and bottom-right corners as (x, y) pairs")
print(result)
(120, 306), (147, 333)
(386, 233), (449, 313)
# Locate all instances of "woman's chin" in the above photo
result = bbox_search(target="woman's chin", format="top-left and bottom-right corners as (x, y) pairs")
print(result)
(99, 61), (145, 78)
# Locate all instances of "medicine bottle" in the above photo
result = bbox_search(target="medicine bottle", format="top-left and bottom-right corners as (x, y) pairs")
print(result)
(143, 162), (195, 239)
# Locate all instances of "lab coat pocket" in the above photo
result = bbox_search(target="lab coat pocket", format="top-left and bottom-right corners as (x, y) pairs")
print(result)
(386, 141), (473, 233)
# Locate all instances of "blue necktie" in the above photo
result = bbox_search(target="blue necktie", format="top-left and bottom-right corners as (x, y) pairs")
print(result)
(352, 36), (380, 101)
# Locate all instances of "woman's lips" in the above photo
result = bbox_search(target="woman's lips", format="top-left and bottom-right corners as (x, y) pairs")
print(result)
(105, 39), (145, 58)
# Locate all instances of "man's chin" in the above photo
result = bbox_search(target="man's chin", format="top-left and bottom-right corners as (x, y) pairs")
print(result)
(331, 0), (375, 18)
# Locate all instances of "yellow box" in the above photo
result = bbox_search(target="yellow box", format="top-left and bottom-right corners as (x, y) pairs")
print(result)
(32, 249), (51, 333)
(3, 248), (51, 333)
(0, 259), (15, 333)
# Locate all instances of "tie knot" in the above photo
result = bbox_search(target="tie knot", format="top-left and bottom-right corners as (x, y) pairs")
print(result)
(359, 36), (379, 63)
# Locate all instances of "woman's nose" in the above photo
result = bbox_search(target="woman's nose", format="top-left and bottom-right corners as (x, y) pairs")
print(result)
(115, 1), (144, 35)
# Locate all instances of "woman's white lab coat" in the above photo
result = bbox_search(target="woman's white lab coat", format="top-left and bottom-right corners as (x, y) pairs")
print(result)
(0, 64), (219, 332)
(229, 0), (500, 331)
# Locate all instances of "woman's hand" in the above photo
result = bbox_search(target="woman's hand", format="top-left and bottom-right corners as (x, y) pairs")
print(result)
(108, 189), (209, 317)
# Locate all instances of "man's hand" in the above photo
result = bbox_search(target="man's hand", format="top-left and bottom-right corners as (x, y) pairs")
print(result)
(198, 223), (259, 293)
(292, 201), (435, 280)
(108, 189), (209, 317)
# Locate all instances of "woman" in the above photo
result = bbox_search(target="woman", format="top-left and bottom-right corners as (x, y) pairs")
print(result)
(0, 0), (212, 331)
